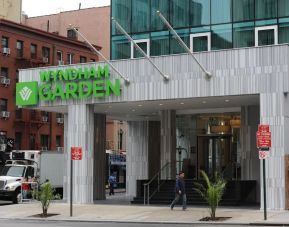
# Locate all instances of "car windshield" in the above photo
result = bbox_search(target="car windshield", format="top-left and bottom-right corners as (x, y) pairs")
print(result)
(0, 166), (25, 177)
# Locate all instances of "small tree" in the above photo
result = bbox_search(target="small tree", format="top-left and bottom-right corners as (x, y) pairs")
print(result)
(34, 182), (59, 217)
(194, 170), (226, 220)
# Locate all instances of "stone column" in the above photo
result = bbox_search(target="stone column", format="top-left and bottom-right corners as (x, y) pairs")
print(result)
(93, 114), (106, 200)
(240, 106), (260, 201)
(160, 110), (176, 179)
(65, 104), (95, 204)
(126, 121), (149, 198)
(260, 93), (289, 210)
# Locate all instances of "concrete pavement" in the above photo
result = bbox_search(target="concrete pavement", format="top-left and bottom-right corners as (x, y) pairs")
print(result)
(0, 201), (289, 226)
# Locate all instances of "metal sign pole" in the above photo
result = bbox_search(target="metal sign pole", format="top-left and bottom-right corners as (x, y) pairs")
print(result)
(263, 157), (267, 220)
(70, 157), (73, 217)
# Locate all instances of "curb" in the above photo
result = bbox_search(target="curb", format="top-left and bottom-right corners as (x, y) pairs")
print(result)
(1, 217), (289, 226)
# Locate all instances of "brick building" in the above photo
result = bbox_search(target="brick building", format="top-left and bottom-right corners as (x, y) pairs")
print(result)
(0, 19), (100, 152)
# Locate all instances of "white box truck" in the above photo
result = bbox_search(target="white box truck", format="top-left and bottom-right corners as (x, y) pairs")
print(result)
(0, 150), (64, 203)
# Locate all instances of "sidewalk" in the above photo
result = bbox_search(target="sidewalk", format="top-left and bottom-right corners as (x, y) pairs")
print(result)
(1, 201), (289, 225)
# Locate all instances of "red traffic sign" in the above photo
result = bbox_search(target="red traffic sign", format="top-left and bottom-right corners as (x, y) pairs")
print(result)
(256, 125), (271, 148)
(259, 150), (270, 159)
(258, 124), (270, 133)
(71, 147), (82, 160)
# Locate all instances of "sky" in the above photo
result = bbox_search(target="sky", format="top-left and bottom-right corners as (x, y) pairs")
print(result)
(22, 0), (110, 17)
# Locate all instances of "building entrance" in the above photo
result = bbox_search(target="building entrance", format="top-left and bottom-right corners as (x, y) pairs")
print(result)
(197, 134), (233, 179)
(176, 113), (241, 180)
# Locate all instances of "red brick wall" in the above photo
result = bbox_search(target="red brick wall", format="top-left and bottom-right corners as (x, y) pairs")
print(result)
(0, 20), (99, 150)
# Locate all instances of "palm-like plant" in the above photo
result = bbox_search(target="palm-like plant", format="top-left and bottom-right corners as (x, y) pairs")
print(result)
(34, 182), (60, 217)
(194, 170), (226, 220)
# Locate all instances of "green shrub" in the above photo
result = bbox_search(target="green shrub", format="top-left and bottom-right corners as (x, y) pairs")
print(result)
(194, 170), (226, 220)
(33, 182), (60, 217)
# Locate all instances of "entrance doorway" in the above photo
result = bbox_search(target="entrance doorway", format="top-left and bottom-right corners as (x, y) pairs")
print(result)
(197, 134), (233, 179)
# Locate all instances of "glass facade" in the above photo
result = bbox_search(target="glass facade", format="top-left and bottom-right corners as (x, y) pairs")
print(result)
(111, 0), (289, 59)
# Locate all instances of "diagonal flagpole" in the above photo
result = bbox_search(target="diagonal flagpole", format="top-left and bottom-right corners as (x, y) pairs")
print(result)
(156, 11), (212, 79)
(112, 17), (169, 81)
(70, 25), (130, 85)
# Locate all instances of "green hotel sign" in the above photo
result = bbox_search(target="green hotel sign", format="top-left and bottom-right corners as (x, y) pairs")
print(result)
(16, 65), (121, 106)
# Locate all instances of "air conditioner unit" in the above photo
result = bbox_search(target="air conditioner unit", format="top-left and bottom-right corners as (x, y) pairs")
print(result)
(56, 146), (63, 152)
(58, 60), (64, 65)
(2, 47), (10, 55)
(0, 77), (10, 86)
(42, 116), (48, 122)
(56, 117), (64, 124)
(0, 111), (10, 118)
(0, 144), (6, 151)
(41, 146), (48, 151)
(42, 57), (49, 63)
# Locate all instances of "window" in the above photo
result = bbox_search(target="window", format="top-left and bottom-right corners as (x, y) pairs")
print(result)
(170, 29), (190, 54)
(80, 56), (87, 63)
(40, 135), (49, 149)
(190, 32), (211, 52)
(30, 44), (37, 59)
(1, 37), (8, 48)
(67, 29), (77, 39)
(67, 53), (73, 64)
(29, 134), (35, 150)
(15, 132), (22, 150)
(233, 0), (254, 22)
(171, 0), (190, 28)
(190, 0), (210, 27)
(211, 24), (233, 50)
(111, 35), (130, 60)
(211, 0), (232, 24)
(151, 31), (170, 56)
(90, 59), (96, 62)
(56, 135), (61, 147)
(233, 22), (255, 48)
(111, 0), (131, 35)
(118, 129), (123, 150)
(0, 99), (8, 111)
(16, 40), (24, 58)
(42, 47), (50, 63)
(57, 51), (63, 64)
(132, 0), (150, 33)
(25, 166), (35, 178)
(16, 70), (19, 82)
(0, 131), (6, 144)
(151, 0), (170, 31)
(1, 67), (8, 78)
(15, 107), (22, 119)
(131, 39), (150, 59)
(255, 26), (278, 46)
(279, 18), (289, 44)
(41, 111), (49, 122)
(279, 0), (289, 17)
(255, 0), (277, 20)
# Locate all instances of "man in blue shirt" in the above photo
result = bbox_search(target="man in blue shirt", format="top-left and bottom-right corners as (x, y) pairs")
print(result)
(170, 171), (187, 210)
(108, 174), (116, 196)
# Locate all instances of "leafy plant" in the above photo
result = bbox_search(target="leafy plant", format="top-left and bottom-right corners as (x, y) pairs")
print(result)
(194, 170), (226, 220)
(33, 182), (60, 217)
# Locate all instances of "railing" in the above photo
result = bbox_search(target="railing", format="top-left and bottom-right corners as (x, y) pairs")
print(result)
(143, 161), (183, 205)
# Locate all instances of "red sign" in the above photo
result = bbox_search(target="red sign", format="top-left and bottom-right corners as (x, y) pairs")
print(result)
(71, 147), (82, 160)
(258, 124), (270, 133)
(259, 150), (270, 159)
(256, 125), (271, 148)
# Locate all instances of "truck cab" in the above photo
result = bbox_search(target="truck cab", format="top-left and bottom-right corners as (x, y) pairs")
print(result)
(0, 151), (39, 203)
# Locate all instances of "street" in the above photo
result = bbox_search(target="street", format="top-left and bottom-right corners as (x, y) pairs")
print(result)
(0, 220), (282, 227)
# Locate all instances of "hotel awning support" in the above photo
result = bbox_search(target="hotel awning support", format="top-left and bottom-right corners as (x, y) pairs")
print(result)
(157, 11), (212, 79)
(111, 18), (170, 81)
(70, 25), (130, 85)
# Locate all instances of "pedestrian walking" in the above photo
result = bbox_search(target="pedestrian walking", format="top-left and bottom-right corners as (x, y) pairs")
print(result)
(108, 173), (117, 195)
(170, 171), (187, 211)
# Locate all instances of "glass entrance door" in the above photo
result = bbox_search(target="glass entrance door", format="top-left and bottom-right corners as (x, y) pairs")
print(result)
(197, 135), (232, 179)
